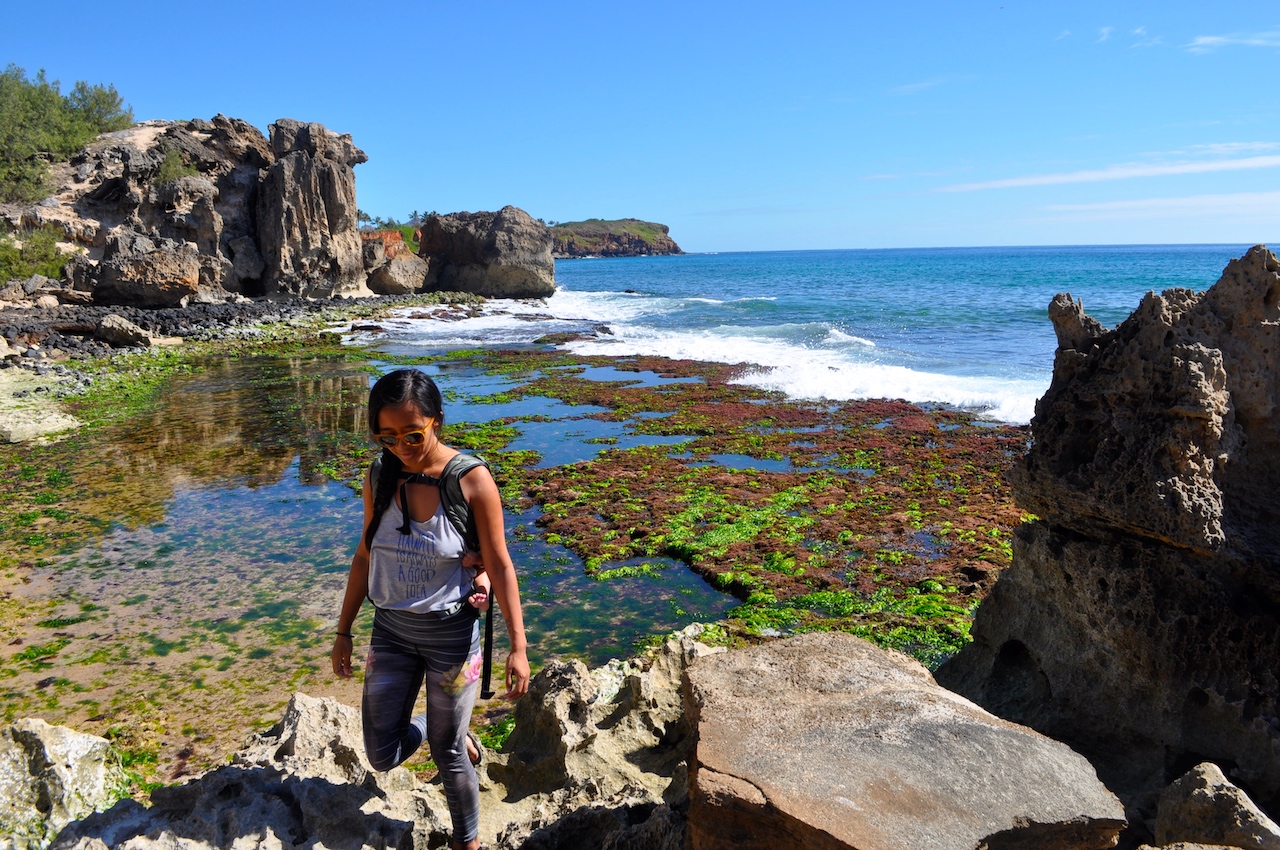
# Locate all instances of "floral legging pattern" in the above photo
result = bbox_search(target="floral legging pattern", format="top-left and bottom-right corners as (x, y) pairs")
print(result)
(363, 606), (482, 844)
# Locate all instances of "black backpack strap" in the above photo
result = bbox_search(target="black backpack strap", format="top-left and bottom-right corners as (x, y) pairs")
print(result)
(438, 453), (489, 552)
(439, 453), (498, 698)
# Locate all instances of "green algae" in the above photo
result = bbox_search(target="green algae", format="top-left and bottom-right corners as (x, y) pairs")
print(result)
(0, 329), (1024, 789)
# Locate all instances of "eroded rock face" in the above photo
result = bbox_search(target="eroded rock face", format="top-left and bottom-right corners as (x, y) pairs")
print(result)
(938, 245), (1280, 830)
(47, 629), (720, 850)
(2, 114), (369, 306)
(418, 206), (556, 298)
(256, 120), (369, 298)
(683, 632), (1126, 850)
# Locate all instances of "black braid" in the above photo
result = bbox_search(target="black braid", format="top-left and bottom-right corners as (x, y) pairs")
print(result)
(362, 369), (445, 551)
(364, 448), (403, 550)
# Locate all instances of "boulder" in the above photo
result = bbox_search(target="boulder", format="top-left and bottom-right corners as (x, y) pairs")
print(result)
(937, 246), (1280, 830)
(368, 252), (429, 295)
(1155, 763), (1280, 849)
(256, 119), (369, 298)
(95, 314), (155, 348)
(418, 206), (556, 298)
(90, 233), (200, 308)
(0, 718), (127, 849)
(683, 632), (1126, 850)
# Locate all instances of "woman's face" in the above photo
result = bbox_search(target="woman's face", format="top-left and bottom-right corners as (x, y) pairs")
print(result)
(374, 401), (439, 470)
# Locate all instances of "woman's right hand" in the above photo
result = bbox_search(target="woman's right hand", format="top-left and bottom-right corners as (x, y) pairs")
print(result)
(332, 634), (354, 678)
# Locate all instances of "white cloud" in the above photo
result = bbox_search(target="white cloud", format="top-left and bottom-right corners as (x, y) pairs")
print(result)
(1055, 29), (1071, 41)
(1133, 26), (1146, 36)
(1187, 29), (1280, 53)
(1042, 190), (1280, 221)
(937, 155), (1280, 192)
(889, 78), (946, 96)
(1190, 142), (1280, 155)
(1097, 26), (1113, 42)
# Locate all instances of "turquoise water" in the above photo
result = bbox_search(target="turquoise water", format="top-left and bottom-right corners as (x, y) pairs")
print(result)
(363, 244), (1254, 423)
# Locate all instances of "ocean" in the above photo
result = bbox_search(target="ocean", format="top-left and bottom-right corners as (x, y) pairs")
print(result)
(363, 244), (1254, 424)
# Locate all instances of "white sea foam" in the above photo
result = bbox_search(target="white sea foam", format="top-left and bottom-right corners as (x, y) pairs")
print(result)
(824, 327), (877, 347)
(358, 289), (1047, 424)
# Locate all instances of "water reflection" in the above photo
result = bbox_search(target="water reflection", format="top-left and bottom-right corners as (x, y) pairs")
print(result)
(47, 354), (733, 666)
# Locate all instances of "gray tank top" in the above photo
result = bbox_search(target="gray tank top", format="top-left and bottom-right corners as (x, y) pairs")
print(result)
(367, 498), (474, 613)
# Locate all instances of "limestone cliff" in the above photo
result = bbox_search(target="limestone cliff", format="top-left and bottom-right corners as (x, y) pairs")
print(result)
(937, 245), (1280, 833)
(1, 115), (370, 305)
(551, 219), (683, 258)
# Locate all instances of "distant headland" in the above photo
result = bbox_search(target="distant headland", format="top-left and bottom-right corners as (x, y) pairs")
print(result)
(550, 218), (683, 259)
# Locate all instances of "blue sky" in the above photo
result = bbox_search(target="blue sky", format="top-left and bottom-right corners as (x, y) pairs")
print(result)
(5, 1), (1278, 251)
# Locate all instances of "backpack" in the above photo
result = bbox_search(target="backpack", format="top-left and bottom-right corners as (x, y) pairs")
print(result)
(368, 450), (498, 698)
(369, 451), (488, 551)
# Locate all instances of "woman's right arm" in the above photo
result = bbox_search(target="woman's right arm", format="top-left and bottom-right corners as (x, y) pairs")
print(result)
(332, 473), (375, 678)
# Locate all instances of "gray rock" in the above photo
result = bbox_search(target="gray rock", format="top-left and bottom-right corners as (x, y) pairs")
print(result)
(95, 314), (154, 347)
(367, 252), (429, 295)
(52, 692), (450, 850)
(226, 234), (265, 283)
(684, 632), (1126, 850)
(21, 275), (51, 295)
(361, 236), (387, 271)
(937, 245), (1280, 828)
(91, 234), (200, 308)
(0, 718), (127, 850)
(1156, 763), (1280, 849)
(419, 206), (556, 298)
(256, 120), (369, 298)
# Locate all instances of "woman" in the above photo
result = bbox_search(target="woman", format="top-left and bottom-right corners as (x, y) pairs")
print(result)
(332, 368), (529, 850)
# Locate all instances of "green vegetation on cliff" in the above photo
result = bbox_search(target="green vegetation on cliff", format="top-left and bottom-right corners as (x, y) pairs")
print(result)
(550, 218), (683, 257)
(0, 222), (71, 282)
(0, 64), (134, 203)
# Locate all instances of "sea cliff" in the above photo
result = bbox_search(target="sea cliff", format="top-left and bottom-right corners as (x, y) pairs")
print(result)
(550, 219), (683, 258)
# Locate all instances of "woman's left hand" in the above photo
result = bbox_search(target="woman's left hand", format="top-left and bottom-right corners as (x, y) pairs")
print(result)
(505, 648), (530, 699)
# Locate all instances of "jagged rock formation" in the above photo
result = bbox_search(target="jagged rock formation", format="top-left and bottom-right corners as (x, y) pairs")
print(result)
(0, 718), (128, 849)
(684, 632), (1126, 850)
(551, 219), (683, 258)
(2, 115), (370, 306)
(1154, 763), (1280, 849)
(937, 246), (1280, 834)
(418, 206), (555, 298)
(256, 120), (369, 297)
(44, 628), (716, 850)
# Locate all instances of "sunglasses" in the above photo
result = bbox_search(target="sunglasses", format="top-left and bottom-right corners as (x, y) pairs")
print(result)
(373, 419), (435, 449)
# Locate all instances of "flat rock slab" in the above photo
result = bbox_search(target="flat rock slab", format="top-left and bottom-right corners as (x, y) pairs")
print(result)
(683, 633), (1125, 850)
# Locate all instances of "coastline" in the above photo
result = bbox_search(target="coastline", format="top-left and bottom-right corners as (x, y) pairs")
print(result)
(0, 295), (1024, 790)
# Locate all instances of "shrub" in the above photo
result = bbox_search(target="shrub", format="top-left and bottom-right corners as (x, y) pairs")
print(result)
(154, 147), (197, 185)
(0, 223), (70, 282)
(0, 64), (133, 203)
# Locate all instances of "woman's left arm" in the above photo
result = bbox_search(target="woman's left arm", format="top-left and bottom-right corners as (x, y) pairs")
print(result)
(463, 467), (530, 699)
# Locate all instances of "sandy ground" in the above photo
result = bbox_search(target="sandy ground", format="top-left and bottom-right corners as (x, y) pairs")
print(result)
(0, 367), (82, 442)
